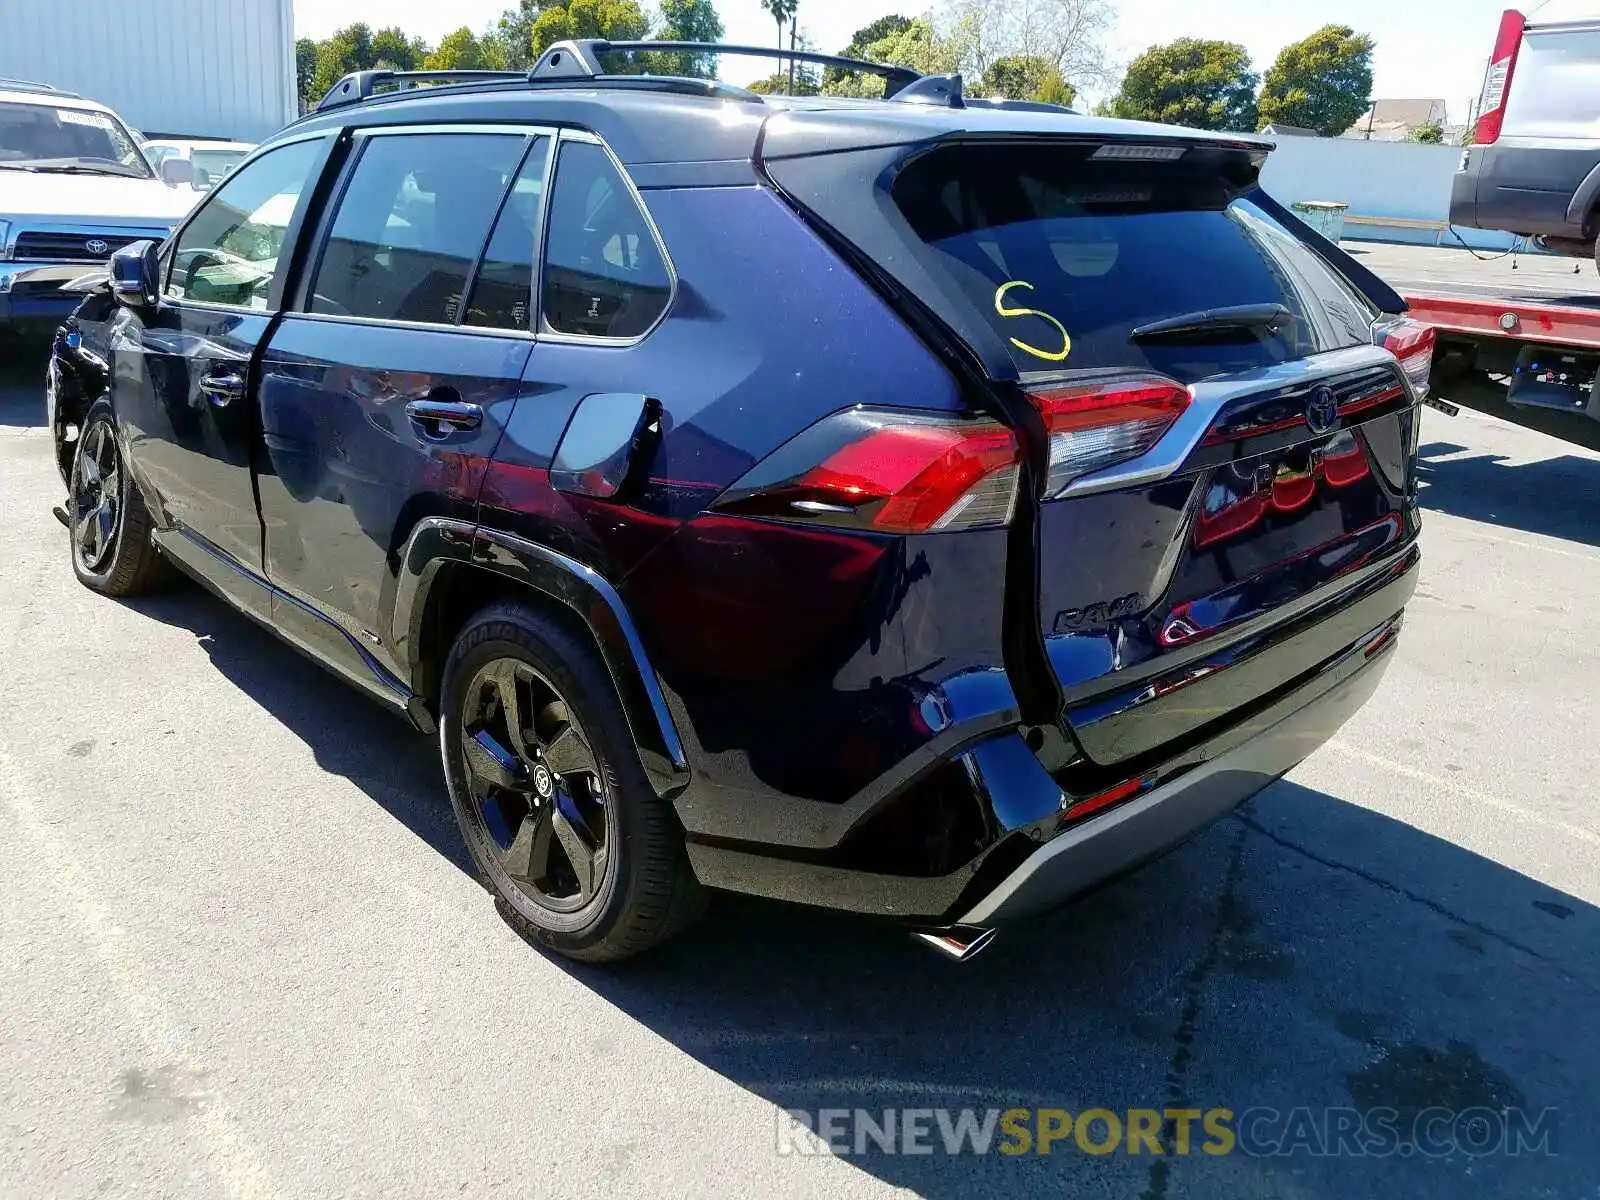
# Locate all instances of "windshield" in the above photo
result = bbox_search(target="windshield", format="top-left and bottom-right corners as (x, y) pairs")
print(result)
(0, 102), (152, 178)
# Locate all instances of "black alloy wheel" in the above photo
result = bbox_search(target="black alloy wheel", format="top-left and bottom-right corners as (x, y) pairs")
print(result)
(70, 419), (122, 574)
(458, 658), (611, 913)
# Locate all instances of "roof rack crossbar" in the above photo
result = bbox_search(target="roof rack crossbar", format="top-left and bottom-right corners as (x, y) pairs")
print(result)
(533, 40), (922, 94)
(316, 69), (529, 112)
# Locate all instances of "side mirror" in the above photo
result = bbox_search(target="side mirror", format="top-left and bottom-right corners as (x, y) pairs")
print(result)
(159, 157), (194, 187)
(110, 240), (161, 308)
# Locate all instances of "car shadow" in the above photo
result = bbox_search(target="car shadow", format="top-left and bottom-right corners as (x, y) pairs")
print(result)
(121, 580), (1600, 1198)
(1417, 438), (1600, 548)
(120, 585), (473, 876)
(0, 337), (50, 428)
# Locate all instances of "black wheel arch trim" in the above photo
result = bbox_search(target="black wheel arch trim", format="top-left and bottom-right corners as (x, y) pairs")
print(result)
(391, 517), (690, 797)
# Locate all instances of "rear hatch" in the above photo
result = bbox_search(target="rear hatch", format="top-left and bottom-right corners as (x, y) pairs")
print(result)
(763, 121), (1420, 768)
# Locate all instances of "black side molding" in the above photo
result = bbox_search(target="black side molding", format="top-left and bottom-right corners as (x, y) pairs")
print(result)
(390, 518), (690, 797)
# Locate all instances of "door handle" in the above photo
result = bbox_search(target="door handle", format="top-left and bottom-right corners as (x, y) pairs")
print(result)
(405, 395), (483, 436)
(198, 371), (245, 407)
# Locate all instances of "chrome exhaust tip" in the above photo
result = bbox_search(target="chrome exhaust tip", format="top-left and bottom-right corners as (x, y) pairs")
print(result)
(911, 923), (997, 962)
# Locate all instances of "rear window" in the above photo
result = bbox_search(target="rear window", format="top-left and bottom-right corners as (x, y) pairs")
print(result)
(891, 142), (1377, 383)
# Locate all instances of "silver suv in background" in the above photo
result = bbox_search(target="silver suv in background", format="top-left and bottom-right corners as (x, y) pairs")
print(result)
(1451, 2), (1600, 260)
(0, 79), (197, 335)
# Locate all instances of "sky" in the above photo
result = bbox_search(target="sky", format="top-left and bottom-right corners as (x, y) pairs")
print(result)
(292, 0), (1522, 122)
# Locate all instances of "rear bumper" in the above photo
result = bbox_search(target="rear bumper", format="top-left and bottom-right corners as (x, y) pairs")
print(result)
(961, 615), (1395, 924)
(688, 549), (1414, 923)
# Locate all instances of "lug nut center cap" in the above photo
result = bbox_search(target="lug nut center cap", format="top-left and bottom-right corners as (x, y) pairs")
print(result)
(531, 763), (555, 800)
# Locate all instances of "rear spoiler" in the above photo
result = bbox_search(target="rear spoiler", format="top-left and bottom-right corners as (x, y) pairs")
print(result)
(1250, 190), (1408, 315)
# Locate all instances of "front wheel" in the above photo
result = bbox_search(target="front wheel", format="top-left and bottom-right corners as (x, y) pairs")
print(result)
(68, 400), (170, 596)
(439, 601), (703, 962)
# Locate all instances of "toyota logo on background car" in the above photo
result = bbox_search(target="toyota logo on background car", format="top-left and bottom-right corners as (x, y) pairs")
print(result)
(84, 239), (109, 256)
(1304, 385), (1339, 434)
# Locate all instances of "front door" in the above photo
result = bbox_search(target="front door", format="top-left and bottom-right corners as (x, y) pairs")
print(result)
(114, 135), (332, 611)
(254, 127), (551, 692)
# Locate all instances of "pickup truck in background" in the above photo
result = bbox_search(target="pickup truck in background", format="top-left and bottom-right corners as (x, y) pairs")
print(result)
(0, 81), (200, 337)
(1432, 2), (1600, 447)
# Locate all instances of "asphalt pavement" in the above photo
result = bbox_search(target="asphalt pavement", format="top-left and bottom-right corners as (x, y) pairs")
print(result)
(1, 340), (1598, 1198)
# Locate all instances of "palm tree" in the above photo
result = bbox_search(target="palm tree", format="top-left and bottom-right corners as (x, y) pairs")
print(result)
(760, 0), (798, 60)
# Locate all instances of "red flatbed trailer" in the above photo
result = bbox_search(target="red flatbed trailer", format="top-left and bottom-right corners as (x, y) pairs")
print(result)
(1355, 242), (1600, 448)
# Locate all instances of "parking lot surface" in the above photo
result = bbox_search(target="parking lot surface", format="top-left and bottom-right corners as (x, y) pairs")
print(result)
(1, 343), (1598, 1198)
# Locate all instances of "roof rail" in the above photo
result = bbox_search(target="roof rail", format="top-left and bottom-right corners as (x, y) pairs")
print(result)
(0, 77), (83, 99)
(317, 69), (527, 112)
(532, 39), (923, 96)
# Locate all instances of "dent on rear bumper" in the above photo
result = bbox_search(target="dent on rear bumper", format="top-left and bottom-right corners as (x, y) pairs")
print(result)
(687, 551), (1414, 922)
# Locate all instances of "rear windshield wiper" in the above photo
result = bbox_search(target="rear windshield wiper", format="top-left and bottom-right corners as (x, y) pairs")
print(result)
(1130, 303), (1292, 341)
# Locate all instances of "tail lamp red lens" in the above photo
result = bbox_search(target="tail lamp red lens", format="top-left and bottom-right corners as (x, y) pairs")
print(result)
(1474, 10), (1526, 146)
(1026, 376), (1190, 496)
(1381, 318), (1436, 398)
(716, 413), (1023, 535)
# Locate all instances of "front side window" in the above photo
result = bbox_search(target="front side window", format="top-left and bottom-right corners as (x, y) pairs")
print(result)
(0, 102), (151, 178)
(540, 140), (671, 339)
(309, 132), (527, 326)
(166, 138), (323, 310)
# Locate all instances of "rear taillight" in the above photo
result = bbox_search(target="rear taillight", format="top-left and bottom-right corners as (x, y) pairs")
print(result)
(714, 411), (1022, 534)
(1382, 318), (1436, 398)
(1474, 10), (1525, 146)
(1027, 375), (1190, 497)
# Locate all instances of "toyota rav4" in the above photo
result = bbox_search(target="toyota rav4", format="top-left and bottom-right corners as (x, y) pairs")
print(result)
(47, 41), (1428, 962)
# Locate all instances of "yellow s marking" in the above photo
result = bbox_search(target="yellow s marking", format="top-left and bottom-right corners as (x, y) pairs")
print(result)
(994, 280), (1071, 363)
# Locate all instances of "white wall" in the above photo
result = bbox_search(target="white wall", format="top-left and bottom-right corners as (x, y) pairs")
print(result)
(1259, 137), (1517, 250)
(0, 0), (297, 142)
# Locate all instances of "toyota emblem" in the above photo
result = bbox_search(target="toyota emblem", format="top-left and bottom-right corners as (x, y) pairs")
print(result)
(1304, 385), (1339, 435)
(85, 238), (110, 256)
(531, 764), (554, 800)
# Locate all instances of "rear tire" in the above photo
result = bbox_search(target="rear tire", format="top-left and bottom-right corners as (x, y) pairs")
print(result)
(439, 600), (703, 962)
(68, 400), (171, 597)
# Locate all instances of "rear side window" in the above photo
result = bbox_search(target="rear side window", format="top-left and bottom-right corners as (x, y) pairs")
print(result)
(310, 132), (526, 326)
(891, 142), (1377, 383)
(540, 140), (671, 339)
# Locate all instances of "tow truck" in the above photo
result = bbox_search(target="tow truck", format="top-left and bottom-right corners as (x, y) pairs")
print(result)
(1358, 242), (1600, 451)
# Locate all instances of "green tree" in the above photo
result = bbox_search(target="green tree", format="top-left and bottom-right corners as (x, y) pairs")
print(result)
(980, 54), (1075, 104)
(1104, 38), (1257, 130)
(1257, 24), (1375, 137)
(309, 24), (375, 99)
(530, 0), (647, 57)
(370, 26), (427, 70)
(746, 71), (819, 95)
(646, 0), (725, 77)
(1409, 121), (1445, 144)
(295, 37), (319, 109)
(823, 17), (973, 97)
(424, 28), (490, 71)
(825, 15), (912, 86)
(1034, 67), (1075, 106)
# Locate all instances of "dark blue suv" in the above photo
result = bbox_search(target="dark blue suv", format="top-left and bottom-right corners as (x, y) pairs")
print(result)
(47, 41), (1428, 962)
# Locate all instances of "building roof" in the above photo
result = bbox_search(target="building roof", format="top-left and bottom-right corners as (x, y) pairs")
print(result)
(1347, 98), (1448, 132)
